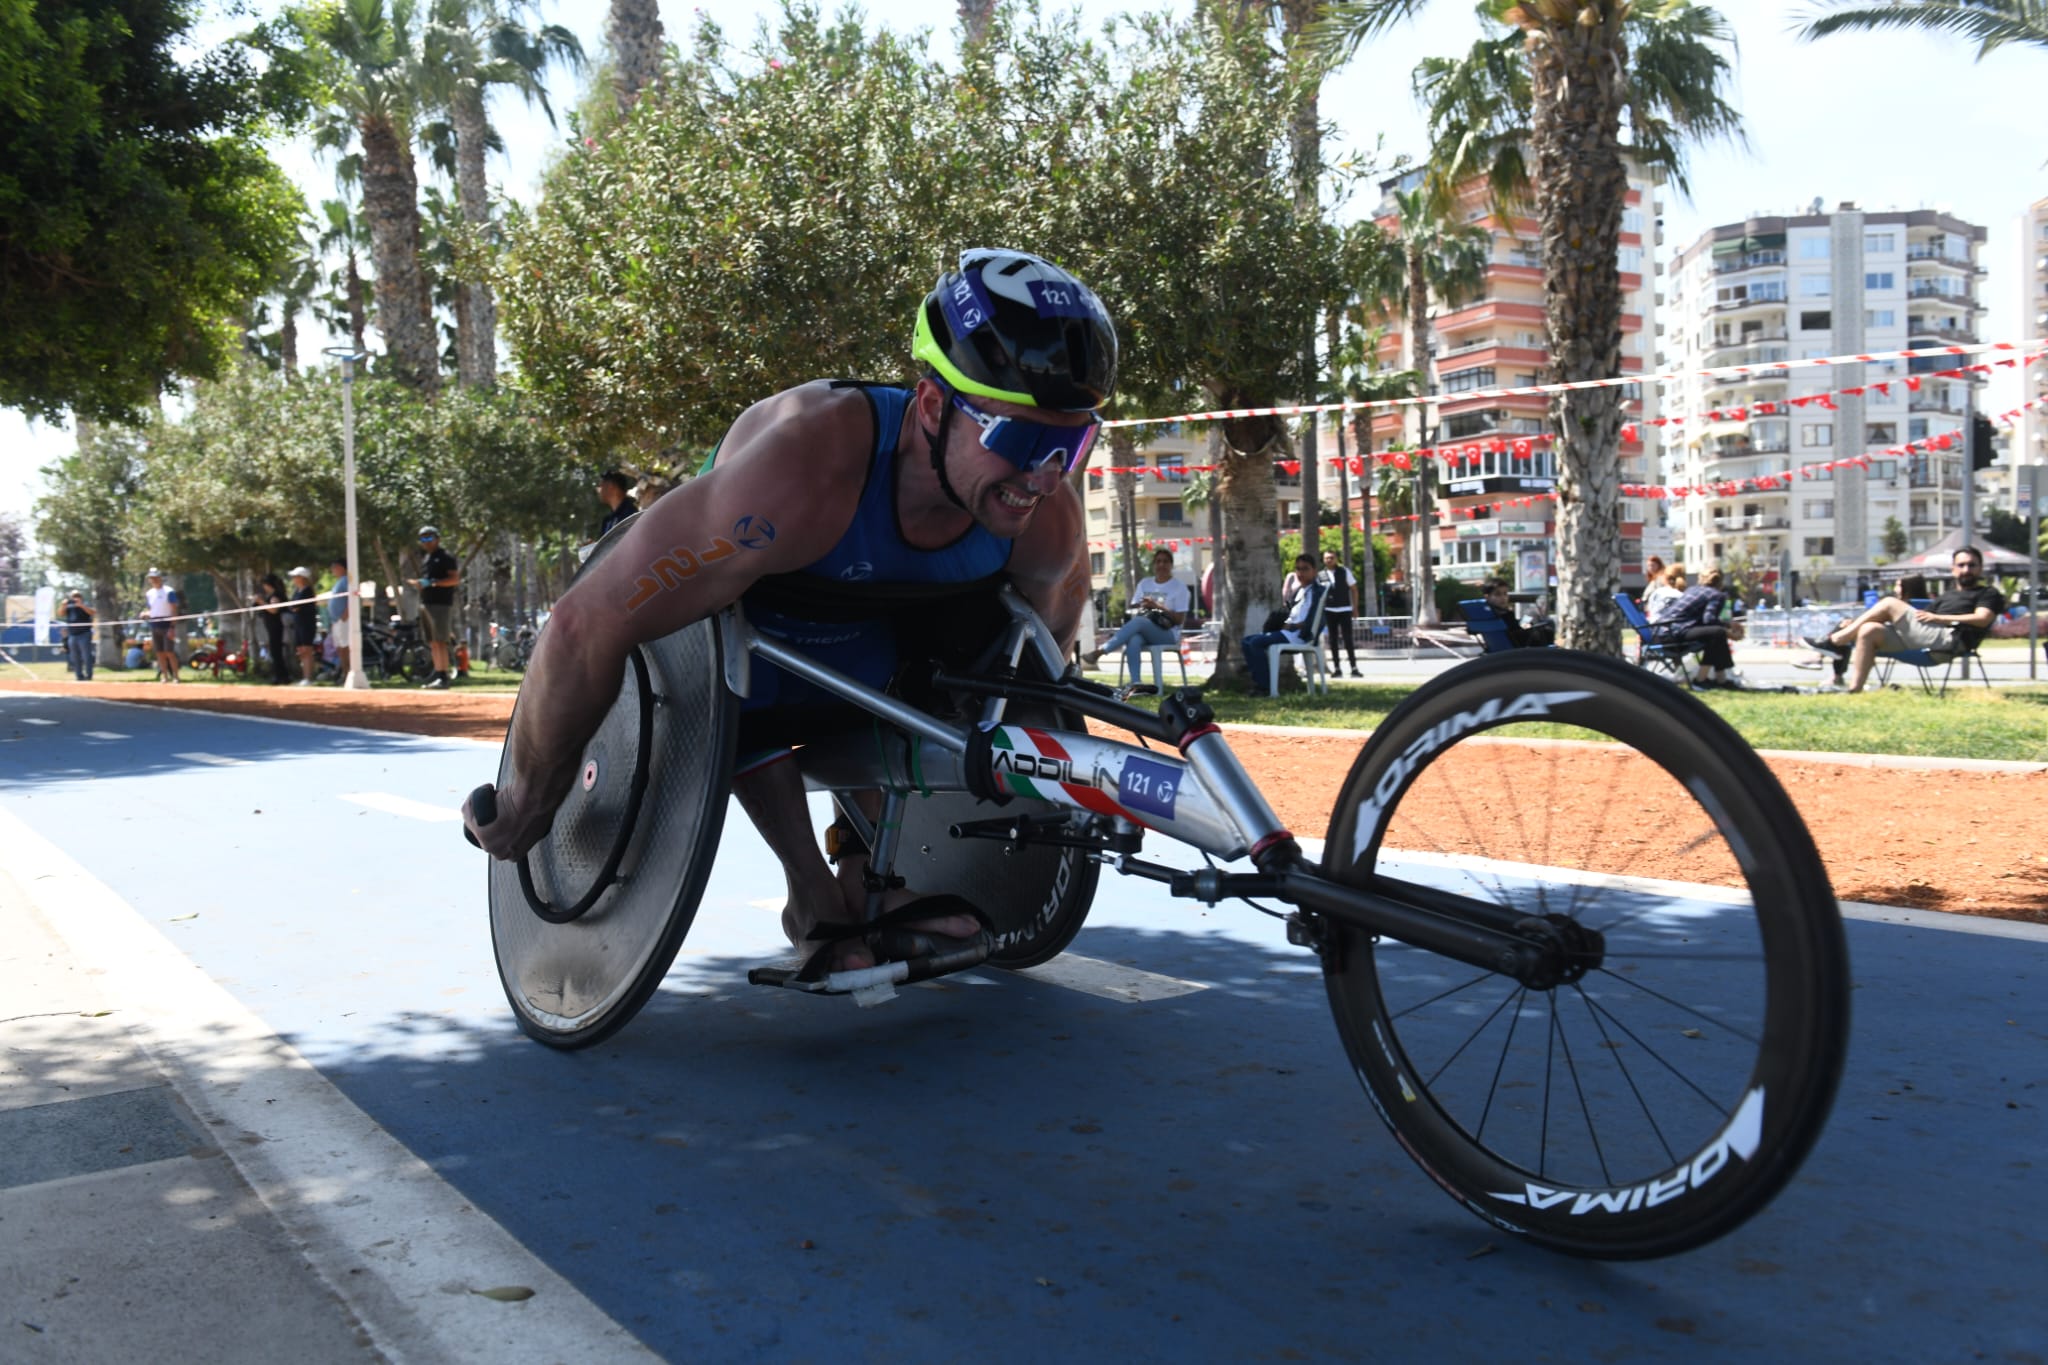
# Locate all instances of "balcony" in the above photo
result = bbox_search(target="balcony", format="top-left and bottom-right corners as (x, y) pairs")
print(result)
(1907, 393), (1966, 416)
(1711, 251), (1786, 275)
(1907, 281), (1980, 306)
(1703, 335), (1790, 365)
(1905, 246), (1971, 267)
(1710, 292), (1788, 315)
(1712, 514), (1792, 532)
(1905, 319), (1976, 343)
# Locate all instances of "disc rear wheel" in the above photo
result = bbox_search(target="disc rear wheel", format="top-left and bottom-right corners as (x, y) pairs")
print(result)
(1318, 650), (1849, 1259)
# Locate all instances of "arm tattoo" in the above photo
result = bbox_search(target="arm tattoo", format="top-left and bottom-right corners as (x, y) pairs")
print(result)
(623, 514), (777, 613)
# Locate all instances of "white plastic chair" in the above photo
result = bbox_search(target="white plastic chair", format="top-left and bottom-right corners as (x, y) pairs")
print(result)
(1114, 634), (1190, 692)
(1266, 588), (1330, 697)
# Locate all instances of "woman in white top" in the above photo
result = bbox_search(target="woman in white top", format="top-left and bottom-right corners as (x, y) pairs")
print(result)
(143, 568), (181, 682)
(1643, 565), (1685, 624)
(1081, 547), (1190, 688)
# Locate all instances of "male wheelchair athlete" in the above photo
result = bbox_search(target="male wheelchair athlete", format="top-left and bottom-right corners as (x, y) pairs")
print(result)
(468, 535), (1850, 1261)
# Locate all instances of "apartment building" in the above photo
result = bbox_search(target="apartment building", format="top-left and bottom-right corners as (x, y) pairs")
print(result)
(2022, 196), (2048, 487)
(1662, 204), (1987, 594)
(1360, 165), (1667, 591)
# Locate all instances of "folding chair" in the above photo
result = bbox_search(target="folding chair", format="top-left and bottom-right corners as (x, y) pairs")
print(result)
(1457, 599), (1521, 654)
(1266, 587), (1330, 698)
(1613, 592), (1700, 681)
(1875, 639), (1991, 696)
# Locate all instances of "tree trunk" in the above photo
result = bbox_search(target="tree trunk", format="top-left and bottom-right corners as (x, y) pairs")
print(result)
(451, 87), (497, 388)
(958, 0), (996, 47)
(1109, 428), (1139, 605)
(281, 307), (299, 379)
(345, 247), (368, 354)
(1528, 11), (1628, 655)
(1206, 426), (1224, 617)
(1407, 244), (1438, 626)
(608, 0), (667, 116)
(1209, 412), (1285, 689)
(359, 115), (439, 393)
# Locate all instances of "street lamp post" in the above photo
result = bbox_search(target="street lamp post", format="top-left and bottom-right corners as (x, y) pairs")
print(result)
(322, 347), (372, 690)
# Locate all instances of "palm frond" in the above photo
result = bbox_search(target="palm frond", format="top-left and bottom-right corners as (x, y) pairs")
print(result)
(1302, 0), (1436, 63)
(1796, 0), (2048, 57)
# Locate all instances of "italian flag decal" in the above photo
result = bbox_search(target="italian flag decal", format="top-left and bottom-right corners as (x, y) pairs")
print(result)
(990, 727), (1130, 821)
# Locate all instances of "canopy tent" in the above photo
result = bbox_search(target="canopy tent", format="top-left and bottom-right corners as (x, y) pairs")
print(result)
(1892, 529), (2033, 571)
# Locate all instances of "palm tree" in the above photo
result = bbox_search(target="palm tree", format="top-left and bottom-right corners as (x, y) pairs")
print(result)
(422, 0), (583, 387)
(1327, 314), (1420, 618)
(1383, 185), (1488, 625)
(1798, 0), (2048, 53)
(1315, 0), (1741, 651)
(301, 0), (440, 391)
(316, 197), (376, 355)
(607, 0), (666, 115)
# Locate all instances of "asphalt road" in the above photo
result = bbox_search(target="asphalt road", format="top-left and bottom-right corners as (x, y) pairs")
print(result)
(1, 690), (2043, 1362)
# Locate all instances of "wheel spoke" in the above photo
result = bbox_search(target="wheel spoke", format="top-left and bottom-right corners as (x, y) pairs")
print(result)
(1591, 965), (1762, 1047)
(1420, 977), (1524, 1088)
(1474, 985), (1528, 1143)
(1571, 980), (1677, 1168)
(1577, 990), (1733, 1116)
(1551, 993), (1611, 1186)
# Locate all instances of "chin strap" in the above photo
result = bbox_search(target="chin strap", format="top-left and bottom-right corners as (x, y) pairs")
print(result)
(925, 394), (971, 513)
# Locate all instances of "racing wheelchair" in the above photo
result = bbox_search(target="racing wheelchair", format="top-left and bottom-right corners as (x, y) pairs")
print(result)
(468, 534), (1849, 1261)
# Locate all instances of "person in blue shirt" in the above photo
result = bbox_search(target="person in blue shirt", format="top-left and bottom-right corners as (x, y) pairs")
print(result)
(1654, 567), (1741, 689)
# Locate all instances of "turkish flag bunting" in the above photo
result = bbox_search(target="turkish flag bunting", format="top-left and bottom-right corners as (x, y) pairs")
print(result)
(1842, 387), (1864, 397)
(1620, 424), (1638, 442)
(1757, 402), (1778, 415)
(1905, 375), (1922, 391)
(1731, 407), (1747, 421)
(1873, 383), (1890, 396)
(1512, 438), (1532, 459)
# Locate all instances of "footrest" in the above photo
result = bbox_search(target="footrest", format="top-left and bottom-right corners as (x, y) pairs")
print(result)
(746, 934), (992, 1008)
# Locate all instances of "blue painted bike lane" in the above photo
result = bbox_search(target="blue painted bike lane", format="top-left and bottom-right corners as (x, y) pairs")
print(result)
(2, 691), (2044, 1362)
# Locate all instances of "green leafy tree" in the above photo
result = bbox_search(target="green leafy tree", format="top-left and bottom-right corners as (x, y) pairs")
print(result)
(0, 0), (307, 421)
(1316, 0), (1741, 652)
(1881, 514), (1909, 560)
(34, 420), (146, 659)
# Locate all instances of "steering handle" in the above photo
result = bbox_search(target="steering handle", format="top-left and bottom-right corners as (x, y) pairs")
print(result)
(464, 784), (497, 848)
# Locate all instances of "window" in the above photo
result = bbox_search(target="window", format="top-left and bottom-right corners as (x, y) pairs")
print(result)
(1799, 274), (1831, 297)
(1622, 209), (1643, 234)
(1908, 418), (1928, 441)
(1618, 246), (1644, 274)
(1801, 424), (1834, 447)
(1865, 309), (1895, 328)
(1804, 537), (1835, 556)
(1866, 422), (1897, 445)
(1088, 552), (1105, 575)
(1157, 500), (1186, 525)
(1865, 232), (1895, 253)
(1875, 459), (1897, 479)
(1799, 237), (1830, 259)
(1864, 272), (1894, 290)
(1799, 311), (1832, 332)
(1087, 471), (1104, 491)
(1803, 500), (1834, 519)
(1088, 506), (1108, 523)
(1442, 367), (1497, 394)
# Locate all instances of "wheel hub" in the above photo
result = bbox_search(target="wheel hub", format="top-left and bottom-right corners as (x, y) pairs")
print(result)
(1511, 913), (1605, 990)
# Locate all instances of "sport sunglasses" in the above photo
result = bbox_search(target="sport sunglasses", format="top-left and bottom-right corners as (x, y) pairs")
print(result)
(948, 390), (1099, 475)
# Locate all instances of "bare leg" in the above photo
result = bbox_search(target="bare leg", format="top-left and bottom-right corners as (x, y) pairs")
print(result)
(732, 754), (877, 970)
(1823, 597), (1907, 647)
(829, 790), (977, 940)
(1844, 622), (1887, 693)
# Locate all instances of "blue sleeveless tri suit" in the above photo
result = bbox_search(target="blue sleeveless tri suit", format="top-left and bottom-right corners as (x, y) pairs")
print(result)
(734, 383), (1012, 767)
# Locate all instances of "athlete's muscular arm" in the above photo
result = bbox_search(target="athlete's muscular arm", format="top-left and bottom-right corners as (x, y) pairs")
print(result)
(464, 382), (870, 858)
(1006, 480), (1089, 655)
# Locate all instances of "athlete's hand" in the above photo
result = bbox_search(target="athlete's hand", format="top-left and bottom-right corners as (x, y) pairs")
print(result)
(462, 781), (557, 860)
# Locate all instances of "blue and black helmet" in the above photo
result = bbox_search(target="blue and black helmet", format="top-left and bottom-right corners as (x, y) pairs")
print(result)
(911, 249), (1117, 413)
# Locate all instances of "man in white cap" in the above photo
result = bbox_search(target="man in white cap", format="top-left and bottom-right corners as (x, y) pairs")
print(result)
(286, 567), (320, 684)
(143, 568), (181, 682)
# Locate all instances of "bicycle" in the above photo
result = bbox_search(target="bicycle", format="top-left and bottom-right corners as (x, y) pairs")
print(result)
(466, 531), (1849, 1261)
(357, 617), (434, 682)
(487, 620), (537, 672)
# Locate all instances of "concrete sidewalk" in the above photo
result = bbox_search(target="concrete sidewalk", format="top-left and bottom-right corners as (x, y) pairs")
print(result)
(0, 868), (380, 1363)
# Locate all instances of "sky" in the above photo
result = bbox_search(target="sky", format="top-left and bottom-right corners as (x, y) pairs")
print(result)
(5, 0), (2043, 538)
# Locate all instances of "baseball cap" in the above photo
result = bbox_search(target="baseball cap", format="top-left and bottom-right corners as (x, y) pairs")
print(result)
(146, 567), (164, 577)
(289, 566), (312, 578)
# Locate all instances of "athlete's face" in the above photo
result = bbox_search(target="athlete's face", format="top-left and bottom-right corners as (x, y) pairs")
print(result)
(924, 383), (1092, 535)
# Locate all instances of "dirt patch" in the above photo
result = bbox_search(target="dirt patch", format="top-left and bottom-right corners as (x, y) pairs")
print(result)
(11, 677), (2045, 923)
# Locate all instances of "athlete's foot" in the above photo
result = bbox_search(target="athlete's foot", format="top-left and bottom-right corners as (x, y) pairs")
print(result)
(780, 890), (876, 972)
(835, 864), (981, 943)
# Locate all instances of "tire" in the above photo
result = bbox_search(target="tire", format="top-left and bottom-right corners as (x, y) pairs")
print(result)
(487, 527), (738, 1050)
(399, 642), (434, 680)
(1317, 650), (1849, 1259)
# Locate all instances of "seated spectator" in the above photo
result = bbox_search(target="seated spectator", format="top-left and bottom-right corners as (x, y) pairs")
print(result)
(1643, 564), (1684, 623)
(1478, 578), (1554, 648)
(1654, 567), (1742, 689)
(1080, 548), (1189, 687)
(1241, 554), (1325, 693)
(1806, 547), (2003, 694)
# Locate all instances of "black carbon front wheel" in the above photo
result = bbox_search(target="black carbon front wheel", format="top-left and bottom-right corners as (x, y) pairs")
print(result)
(1319, 650), (1849, 1259)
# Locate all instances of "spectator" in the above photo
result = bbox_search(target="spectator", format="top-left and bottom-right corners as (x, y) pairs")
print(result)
(1653, 566), (1741, 689)
(1644, 564), (1684, 623)
(286, 567), (320, 685)
(256, 572), (290, 684)
(1321, 549), (1361, 677)
(1642, 555), (1666, 596)
(598, 471), (639, 538)
(326, 556), (352, 680)
(1479, 578), (1554, 648)
(142, 568), (181, 683)
(62, 591), (96, 680)
(414, 525), (460, 690)
(1241, 554), (1325, 694)
(1079, 547), (1188, 690)
(1806, 547), (2003, 694)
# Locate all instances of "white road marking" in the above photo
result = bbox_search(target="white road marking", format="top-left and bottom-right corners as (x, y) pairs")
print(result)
(174, 751), (248, 767)
(20, 717), (56, 726)
(0, 807), (652, 1362)
(82, 730), (130, 740)
(1015, 952), (1209, 1003)
(339, 791), (462, 823)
